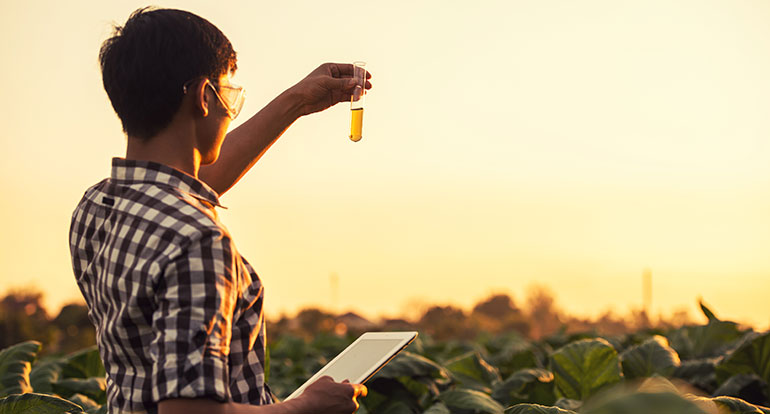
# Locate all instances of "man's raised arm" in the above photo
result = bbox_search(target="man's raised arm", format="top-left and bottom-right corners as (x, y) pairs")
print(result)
(199, 63), (371, 195)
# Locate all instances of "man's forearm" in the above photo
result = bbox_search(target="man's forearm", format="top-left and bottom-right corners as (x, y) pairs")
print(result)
(200, 88), (304, 195)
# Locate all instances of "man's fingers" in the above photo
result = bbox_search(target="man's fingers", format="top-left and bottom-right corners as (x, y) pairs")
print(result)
(323, 76), (358, 95)
(330, 62), (370, 79)
(323, 76), (372, 96)
(326, 62), (372, 80)
(352, 383), (367, 398)
(330, 62), (354, 77)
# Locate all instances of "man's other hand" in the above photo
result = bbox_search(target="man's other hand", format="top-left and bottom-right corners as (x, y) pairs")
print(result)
(291, 63), (373, 117)
(158, 376), (366, 414)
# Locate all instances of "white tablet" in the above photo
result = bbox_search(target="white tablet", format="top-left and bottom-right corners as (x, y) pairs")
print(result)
(284, 331), (418, 400)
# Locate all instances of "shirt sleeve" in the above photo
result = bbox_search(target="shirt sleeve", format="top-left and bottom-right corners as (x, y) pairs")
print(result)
(150, 228), (238, 403)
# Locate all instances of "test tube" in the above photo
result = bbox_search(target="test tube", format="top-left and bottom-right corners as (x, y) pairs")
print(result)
(349, 61), (366, 142)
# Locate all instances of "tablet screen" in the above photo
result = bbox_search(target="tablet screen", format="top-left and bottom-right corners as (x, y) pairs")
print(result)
(320, 338), (405, 383)
(284, 331), (417, 400)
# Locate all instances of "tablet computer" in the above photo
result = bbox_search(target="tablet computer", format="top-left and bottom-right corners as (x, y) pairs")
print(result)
(284, 331), (418, 400)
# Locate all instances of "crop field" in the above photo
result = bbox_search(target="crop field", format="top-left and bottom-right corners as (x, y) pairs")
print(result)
(1, 303), (769, 413)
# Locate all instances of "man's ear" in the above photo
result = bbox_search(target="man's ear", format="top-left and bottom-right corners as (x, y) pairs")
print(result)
(191, 79), (210, 117)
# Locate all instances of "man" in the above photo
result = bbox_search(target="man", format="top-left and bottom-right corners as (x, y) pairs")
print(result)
(69, 7), (370, 414)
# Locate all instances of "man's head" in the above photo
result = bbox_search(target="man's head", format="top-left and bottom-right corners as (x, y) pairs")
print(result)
(99, 7), (238, 141)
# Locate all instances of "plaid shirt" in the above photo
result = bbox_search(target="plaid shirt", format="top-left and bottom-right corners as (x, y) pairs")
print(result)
(69, 158), (272, 413)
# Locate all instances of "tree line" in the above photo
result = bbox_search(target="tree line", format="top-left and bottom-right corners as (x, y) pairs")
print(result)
(0, 285), (696, 354)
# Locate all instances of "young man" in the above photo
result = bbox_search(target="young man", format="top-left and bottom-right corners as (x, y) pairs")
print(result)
(69, 7), (370, 414)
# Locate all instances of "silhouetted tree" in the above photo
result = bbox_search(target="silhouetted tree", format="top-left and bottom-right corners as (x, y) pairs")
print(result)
(471, 294), (530, 336)
(525, 285), (563, 340)
(51, 303), (95, 354)
(417, 305), (477, 340)
(0, 289), (56, 349)
(294, 308), (336, 338)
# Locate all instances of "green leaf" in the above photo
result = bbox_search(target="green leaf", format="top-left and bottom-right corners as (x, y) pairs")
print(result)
(490, 368), (554, 406)
(581, 391), (709, 414)
(66, 394), (98, 410)
(364, 378), (422, 414)
(423, 402), (451, 414)
(423, 340), (484, 364)
(376, 352), (450, 382)
(0, 393), (84, 414)
(0, 341), (41, 397)
(52, 378), (107, 405)
(504, 403), (576, 414)
(712, 396), (765, 413)
(60, 347), (105, 380)
(637, 375), (679, 394)
(549, 338), (622, 401)
(713, 374), (768, 404)
(552, 398), (581, 411)
(439, 388), (505, 414)
(620, 335), (681, 380)
(673, 358), (719, 394)
(29, 359), (63, 394)
(488, 336), (542, 378)
(667, 321), (743, 360)
(699, 300), (719, 322)
(84, 405), (107, 414)
(716, 332), (770, 388)
(374, 400), (418, 414)
(445, 351), (502, 392)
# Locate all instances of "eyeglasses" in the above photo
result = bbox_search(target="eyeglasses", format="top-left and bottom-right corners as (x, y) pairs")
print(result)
(183, 78), (246, 119)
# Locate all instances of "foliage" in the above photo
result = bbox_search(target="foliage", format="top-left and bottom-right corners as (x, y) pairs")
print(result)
(265, 300), (770, 413)
(445, 351), (501, 392)
(619, 335), (681, 379)
(505, 404), (576, 414)
(0, 290), (94, 355)
(549, 338), (622, 401)
(0, 292), (56, 350)
(581, 391), (711, 414)
(0, 341), (40, 397)
(0, 393), (84, 414)
(0, 342), (105, 412)
(2, 299), (770, 413)
(716, 332), (770, 389)
(491, 369), (555, 406)
(438, 389), (505, 414)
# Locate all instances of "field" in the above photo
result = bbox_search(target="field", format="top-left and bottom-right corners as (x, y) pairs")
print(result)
(1, 303), (768, 413)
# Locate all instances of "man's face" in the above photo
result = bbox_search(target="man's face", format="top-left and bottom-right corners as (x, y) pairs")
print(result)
(199, 73), (235, 165)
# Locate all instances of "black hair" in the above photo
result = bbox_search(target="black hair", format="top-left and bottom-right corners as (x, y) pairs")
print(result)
(99, 7), (237, 139)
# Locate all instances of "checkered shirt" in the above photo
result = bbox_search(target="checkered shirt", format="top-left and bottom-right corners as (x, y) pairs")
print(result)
(69, 158), (273, 413)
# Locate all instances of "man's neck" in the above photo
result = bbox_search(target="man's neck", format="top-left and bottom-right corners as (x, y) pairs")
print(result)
(125, 126), (202, 178)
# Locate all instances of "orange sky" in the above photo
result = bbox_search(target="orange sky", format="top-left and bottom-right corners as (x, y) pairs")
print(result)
(1, 1), (768, 329)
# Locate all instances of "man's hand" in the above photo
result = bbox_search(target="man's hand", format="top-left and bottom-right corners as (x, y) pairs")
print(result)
(290, 63), (373, 117)
(290, 376), (368, 414)
(158, 376), (366, 414)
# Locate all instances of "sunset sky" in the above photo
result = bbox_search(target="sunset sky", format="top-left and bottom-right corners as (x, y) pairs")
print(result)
(1, 1), (768, 328)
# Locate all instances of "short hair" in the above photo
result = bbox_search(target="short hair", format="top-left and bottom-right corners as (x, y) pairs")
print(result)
(99, 7), (237, 140)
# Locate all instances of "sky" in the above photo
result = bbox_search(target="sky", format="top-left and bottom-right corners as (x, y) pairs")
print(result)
(1, 1), (769, 328)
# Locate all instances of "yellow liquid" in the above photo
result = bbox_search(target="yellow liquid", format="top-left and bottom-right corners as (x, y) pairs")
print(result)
(350, 108), (363, 142)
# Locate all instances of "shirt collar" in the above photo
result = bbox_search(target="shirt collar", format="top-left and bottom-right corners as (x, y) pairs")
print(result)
(110, 158), (226, 209)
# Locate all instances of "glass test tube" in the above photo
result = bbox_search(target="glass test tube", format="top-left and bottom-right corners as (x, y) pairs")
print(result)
(349, 61), (366, 142)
